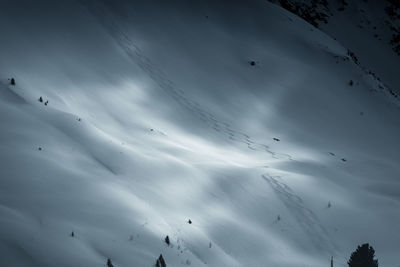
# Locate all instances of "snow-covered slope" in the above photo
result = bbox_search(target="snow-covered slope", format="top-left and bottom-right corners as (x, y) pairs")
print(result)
(0, 1), (399, 266)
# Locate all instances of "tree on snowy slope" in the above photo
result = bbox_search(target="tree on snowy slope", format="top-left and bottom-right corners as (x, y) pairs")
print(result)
(348, 243), (378, 267)
(107, 258), (114, 267)
(155, 254), (166, 267)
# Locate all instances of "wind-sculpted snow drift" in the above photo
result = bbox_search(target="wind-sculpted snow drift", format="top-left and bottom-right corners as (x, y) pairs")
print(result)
(0, 0), (400, 267)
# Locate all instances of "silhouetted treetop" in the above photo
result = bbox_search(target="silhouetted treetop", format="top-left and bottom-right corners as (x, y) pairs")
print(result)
(348, 243), (378, 267)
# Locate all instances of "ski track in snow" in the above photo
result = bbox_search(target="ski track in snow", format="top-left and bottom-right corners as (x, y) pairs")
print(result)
(82, 1), (341, 261)
(262, 173), (339, 255)
(83, 1), (294, 162)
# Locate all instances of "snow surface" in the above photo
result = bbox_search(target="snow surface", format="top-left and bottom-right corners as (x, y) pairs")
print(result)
(0, 1), (399, 267)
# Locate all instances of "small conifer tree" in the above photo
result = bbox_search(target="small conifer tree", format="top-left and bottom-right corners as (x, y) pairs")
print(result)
(107, 258), (114, 267)
(348, 243), (378, 267)
(156, 254), (166, 267)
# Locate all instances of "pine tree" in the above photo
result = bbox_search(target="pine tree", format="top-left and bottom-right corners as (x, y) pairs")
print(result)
(164, 235), (170, 246)
(107, 258), (114, 267)
(156, 254), (166, 267)
(348, 243), (378, 267)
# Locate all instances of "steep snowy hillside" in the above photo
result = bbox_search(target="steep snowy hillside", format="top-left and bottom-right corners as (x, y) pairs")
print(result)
(269, 0), (400, 97)
(0, 1), (399, 267)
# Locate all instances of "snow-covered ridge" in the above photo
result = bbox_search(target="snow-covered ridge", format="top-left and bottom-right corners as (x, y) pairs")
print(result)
(269, 0), (400, 102)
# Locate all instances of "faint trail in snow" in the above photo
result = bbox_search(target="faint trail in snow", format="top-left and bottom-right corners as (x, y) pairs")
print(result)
(80, 1), (344, 262)
(0, 81), (28, 105)
(262, 173), (339, 255)
(0, 242), (42, 267)
(81, 1), (294, 161)
(91, 155), (117, 175)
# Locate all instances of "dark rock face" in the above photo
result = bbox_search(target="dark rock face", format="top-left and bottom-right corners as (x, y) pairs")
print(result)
(269, 0), (331, 28)
(386, 0), (400, 55)
(270, 0), (400, 56)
